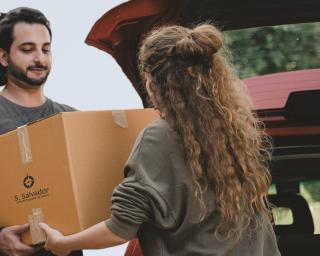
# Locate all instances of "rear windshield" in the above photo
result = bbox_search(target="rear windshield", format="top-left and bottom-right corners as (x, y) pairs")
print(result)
(223, 22), (320, 79)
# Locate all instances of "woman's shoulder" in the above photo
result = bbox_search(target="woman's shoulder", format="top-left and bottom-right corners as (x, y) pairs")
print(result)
(142, 118), (177, 144)
(146, 118), (172, 131)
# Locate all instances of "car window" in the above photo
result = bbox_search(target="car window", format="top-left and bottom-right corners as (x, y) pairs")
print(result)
(223, 22), (320, 79)
(268, 180), (320, 234)
(268, 185), (294, 226)
(300, 180), (320, 234)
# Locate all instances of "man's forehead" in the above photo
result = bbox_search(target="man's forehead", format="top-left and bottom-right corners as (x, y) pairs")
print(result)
(12, 22), (51, 45)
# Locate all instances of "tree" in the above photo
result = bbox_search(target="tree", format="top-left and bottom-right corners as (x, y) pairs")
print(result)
(223, 22), (320, 79)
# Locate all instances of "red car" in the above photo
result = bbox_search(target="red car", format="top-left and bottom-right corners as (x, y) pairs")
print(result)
(85, 0), (320, 255)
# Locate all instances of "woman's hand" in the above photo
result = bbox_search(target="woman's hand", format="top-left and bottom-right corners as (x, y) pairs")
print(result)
(38, 223), (71, 256)
(39, 221), (127, 252)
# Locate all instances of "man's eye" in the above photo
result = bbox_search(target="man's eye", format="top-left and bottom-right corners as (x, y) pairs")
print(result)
(21, 48), (33, 53)
(43, 48), (51, 54)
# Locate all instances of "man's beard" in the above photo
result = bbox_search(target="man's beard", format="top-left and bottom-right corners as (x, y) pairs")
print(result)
(8, 60), (50, 87)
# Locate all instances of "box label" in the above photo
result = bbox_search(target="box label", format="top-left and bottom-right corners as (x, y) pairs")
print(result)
(13, 174), (50, 204)
(14, 187), (50, 204)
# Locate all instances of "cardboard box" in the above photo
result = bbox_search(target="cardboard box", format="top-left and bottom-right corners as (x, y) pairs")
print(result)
(0, 109), (159, 245)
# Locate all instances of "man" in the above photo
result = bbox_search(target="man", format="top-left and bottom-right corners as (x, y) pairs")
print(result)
(0, 7), (80, 256)
(0, 7), (75, 135)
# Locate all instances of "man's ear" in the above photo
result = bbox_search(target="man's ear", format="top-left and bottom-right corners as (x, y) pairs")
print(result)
(0, 48), (8, 67)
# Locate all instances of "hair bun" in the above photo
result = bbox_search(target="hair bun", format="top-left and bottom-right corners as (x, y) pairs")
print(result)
(174, 24), (223, 67)
(193, 24), (223, 53)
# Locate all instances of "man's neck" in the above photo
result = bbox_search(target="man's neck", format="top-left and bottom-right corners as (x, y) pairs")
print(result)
(0, 82), (46, 107)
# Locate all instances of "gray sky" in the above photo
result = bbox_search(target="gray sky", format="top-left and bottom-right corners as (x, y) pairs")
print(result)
(2, 0), (142, 255)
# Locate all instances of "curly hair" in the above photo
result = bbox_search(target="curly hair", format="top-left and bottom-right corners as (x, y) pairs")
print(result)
(138, 24), (272, 241)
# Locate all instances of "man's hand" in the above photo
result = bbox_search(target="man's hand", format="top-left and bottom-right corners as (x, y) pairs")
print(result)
(0, 224), (35, 256)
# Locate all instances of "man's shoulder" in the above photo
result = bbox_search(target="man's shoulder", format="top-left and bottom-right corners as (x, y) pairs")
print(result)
(47, 98), (77, 112)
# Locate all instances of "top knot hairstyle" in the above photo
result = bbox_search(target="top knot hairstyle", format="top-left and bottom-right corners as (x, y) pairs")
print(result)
(139, 24), (272, 241)
(140, 24), (222, 74)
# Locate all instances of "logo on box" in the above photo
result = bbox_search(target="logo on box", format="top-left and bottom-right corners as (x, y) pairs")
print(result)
(23, 175), (35, 189)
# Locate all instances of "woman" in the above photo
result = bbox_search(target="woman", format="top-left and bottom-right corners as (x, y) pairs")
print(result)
(40, 24), (280, 256)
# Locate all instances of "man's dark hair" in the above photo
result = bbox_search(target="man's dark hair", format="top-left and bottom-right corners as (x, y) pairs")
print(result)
(0, 7), (51, 85)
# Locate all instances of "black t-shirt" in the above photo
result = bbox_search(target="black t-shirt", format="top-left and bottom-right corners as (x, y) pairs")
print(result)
(0, 95), (76, 135)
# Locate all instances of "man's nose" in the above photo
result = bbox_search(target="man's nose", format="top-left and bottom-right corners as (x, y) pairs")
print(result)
(33, 51), (46, 64)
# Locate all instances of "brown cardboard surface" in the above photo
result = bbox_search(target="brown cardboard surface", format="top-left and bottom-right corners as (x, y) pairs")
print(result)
(0, 109), (159, 245)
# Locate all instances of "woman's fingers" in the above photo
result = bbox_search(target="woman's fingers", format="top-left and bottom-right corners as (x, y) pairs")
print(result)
(38, 222), (68, 254)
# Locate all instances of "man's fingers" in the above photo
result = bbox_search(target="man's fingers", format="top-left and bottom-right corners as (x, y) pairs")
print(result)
(16, 243), (35, 254)
(16, 241), (34, 251)
(0, 225), (36, 256)
(9, 224), (29, 235)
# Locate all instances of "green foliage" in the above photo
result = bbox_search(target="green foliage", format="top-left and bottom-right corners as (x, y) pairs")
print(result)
(272, 207), (293, 225)
(223, 22), (320, 79)
(301, 181), (320, 202)
(268, 184), (276, 195)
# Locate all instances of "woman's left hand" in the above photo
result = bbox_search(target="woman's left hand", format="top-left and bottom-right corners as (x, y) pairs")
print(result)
(38, 223), (71, 256)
